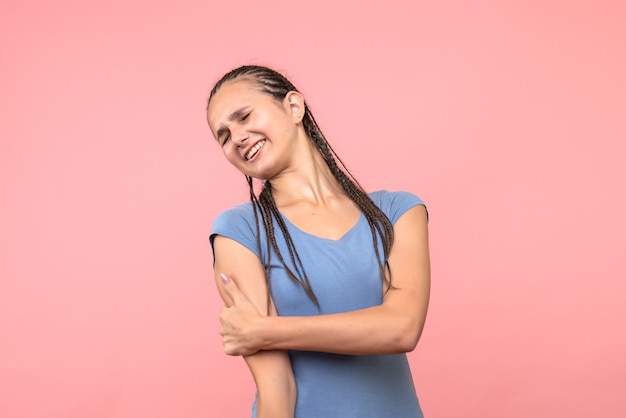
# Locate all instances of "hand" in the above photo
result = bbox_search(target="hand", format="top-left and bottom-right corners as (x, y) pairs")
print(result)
(219, 274), (264, 356)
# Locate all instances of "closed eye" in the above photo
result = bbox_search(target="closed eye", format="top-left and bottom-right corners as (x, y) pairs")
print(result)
(219, 132), (230, 146)
(216, 108), (251, 146)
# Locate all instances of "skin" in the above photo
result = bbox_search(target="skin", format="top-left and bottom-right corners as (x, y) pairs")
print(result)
(208, 79), (431, 417)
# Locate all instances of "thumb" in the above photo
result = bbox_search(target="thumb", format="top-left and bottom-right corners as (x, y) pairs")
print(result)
(220, 273), (242, 304)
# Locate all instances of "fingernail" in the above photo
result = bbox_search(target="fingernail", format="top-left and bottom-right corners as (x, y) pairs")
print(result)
(220, 273), (230, 284)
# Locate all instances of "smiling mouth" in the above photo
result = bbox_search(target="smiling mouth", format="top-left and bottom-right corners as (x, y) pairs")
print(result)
(246, 140), (266, 160)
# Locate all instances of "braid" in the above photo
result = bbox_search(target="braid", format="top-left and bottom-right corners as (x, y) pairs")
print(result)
(209, 65), (395, 305)
(259, 183), (320, 306)
(304, 111), (395, 289)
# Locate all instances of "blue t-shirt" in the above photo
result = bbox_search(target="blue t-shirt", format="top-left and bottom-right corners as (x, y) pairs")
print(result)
(210, 190), (426, 418)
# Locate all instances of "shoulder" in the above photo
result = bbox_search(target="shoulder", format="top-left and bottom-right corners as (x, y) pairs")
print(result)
(369, 190), (427, 224)
(210, 202), (260, 255)
(212, 202), (256, 232)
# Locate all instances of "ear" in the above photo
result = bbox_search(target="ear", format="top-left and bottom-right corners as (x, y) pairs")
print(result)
(284, 91), (305, 123)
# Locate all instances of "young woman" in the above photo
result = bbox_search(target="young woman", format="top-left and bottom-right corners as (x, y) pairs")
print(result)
(207, 65), (430, 418)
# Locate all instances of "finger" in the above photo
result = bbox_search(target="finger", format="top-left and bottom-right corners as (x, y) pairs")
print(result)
(219, 307), (232, 331)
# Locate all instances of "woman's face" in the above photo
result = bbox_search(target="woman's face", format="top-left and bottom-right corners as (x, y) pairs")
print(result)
(207, 80), (302, 180)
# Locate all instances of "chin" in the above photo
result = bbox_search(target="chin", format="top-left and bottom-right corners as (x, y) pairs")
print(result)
(251, 174), (273, 181)
(239, 169), (271, 181)
(247, 167), (280, 181)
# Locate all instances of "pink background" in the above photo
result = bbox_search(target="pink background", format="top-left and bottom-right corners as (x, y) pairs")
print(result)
(1, 1), (625, 417)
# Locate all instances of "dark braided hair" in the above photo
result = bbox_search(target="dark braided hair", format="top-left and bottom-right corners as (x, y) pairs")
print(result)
(208, 65), (395, 307)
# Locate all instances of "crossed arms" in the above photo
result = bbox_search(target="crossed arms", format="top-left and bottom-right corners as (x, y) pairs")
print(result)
(212, 204), (430, 417)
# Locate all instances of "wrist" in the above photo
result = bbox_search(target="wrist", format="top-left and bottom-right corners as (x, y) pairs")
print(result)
(255, 314), (275, 350)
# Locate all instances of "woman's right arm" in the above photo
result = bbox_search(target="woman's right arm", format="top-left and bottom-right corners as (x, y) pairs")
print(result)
(213, 235), (296, 418)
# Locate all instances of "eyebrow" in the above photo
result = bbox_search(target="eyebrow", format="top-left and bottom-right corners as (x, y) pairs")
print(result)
(215, 106), (250, 141)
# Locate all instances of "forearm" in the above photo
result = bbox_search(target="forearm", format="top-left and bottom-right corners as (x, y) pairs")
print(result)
(256, 386), (296, 418)
(256, 298), (427, 355)
(255, 378), (296, 418)
(246, 350), (296, 418)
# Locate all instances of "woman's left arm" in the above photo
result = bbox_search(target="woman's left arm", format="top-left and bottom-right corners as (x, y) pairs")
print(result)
(219, 204), (430, 356)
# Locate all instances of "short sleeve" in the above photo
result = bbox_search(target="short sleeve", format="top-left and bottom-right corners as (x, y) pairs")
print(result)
(209, 204), (260, 261)
(369, 190), (427, 224)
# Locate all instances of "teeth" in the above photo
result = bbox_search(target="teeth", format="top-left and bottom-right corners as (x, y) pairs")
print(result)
(246, 140), (265, 160)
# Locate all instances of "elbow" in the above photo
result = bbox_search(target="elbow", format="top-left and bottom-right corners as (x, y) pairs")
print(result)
(394, 334), (419, 353)
(392, 322), (424, 353)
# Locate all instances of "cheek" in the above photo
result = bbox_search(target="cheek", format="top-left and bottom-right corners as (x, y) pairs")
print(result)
(224, 148), (236, 162)
(223, 147), (243, 167)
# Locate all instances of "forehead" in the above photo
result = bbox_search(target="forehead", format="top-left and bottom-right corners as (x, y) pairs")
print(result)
(208, 81), (267, 129)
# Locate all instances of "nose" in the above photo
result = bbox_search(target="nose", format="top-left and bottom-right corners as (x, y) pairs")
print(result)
(230, 125), (249, 147)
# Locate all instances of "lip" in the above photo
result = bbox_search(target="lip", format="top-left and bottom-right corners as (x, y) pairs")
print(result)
(243, 139), (266, 161)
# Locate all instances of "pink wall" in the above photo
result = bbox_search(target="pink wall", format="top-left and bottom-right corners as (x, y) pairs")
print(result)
(1, 1), (624, 417)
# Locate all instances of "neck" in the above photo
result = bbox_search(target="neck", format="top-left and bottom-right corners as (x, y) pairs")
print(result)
(268, 141), (345, 208)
